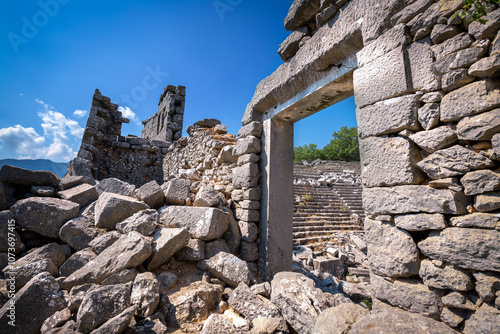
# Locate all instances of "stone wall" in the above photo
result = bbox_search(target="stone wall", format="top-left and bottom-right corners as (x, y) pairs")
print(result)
(246, 0), (500, 331)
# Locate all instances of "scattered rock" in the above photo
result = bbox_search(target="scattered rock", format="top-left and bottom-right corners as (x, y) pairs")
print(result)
(96, 178), (135, 196)
(116, 209), (158, 236)
(0, 165), (60, 187)
(228, 283), (282, 322)
(59, 216), (101, 251)
(147, 227), (190, 271)
(89, 231), (121, 255)
(134, 180), (164, 209)
(194, 185), (220, 207)
(131, 272), (160, 317)
(94, 192), (149, 230)
(58, 183), (99, 208)
(59, 249), (97, 277)
(206, 252), (252, 288)
(419, 259), (473, 291)
(89, 305), (137, 334)
(40, 308), (72, 334)
(163, 178), (190, 205)
(312, 303), (369, 334)
(463, 303), (500, 334)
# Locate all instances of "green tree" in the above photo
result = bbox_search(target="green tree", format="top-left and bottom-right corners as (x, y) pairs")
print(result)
(293, 143), (323, 162)
(322, 126), (359, 162)
(454, 0), (500, 24)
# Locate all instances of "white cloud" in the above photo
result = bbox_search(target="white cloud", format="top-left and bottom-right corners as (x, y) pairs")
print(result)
(0, 99), (86, 162)
(118, 106), (141, 125)
(73, 109), (88, 118)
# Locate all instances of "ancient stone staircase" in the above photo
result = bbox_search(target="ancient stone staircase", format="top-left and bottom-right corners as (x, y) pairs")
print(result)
(293, 161), (365, 250)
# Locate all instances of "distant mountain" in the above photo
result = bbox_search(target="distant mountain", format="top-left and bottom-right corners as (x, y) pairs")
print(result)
(0, 159), (68, 178)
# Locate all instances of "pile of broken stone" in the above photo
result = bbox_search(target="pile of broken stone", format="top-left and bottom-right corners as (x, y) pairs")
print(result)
(0, 165), (458, 333)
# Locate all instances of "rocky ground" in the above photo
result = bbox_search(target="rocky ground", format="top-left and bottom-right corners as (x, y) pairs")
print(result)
(0, 164), (482, 333)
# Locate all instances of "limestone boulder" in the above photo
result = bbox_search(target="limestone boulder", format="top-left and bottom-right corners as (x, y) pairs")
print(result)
(76, 282), (132, 333)
(200, 313), (245, 334)
(284, 0), (322, 31)
(233, 163), (259, 188)
(94, 192), (149, 230)
(160, 206), (230, 241)
(0, 272), (67, 334)
(370, 273), (442, 319)
(418, 227), (500, 272)
(469, 53), (500, 77)
(449, 213), (500, 229)
(228, 283), (282, 322)
(40, 308), (72, 334)
(350, 304), (457, 334)
(59, 216), (101, 251)
(89, 305), (136, 334)
(461, 169), (500, 196)
(237, 121), (263, 138)
(59, 249), (96, 277)
(468, 7), (500, 39)
(96, 177), (135, 196)
(163, 178), (190, 205)
(11, 197), (79, 238)
(457, 108), (500, 141)
(224, 211), (241, 254)
(59, 175), (95, 190)
(409, 125), (457, 153)
(147, 227), (190, 271)
(312, 303), (369, 334)
(365, 218), (420, 278)
(63, 231), (152, 290)
(58, 183), (99, 208)
(233, 136), (261, 157)
(101, 268), (139, 286)
(417, 102), (440, 130)
(5, 242), (65, 272)
(363, 185), (468, 214)
(394, 213), (447, 231)
(472, 271), (500, 302)
(11, 259), (59, 290)
(193, 185), (220, 207)
(130, 272), (160, 317)
(206, 252), (252, 288)
(279, 30), (307, 61)
(89, 231), (120, 254)
(419, 259), (473, 291)
(116, 209), (158, 236)
(205, 239), (230, 259)
(176, 238), (205, 261)
(165, 281), (223, 333)
(0, 164), (60, 187)
(475, 191), (500, 212)
(271, 271), (333, 334)
(463, 303), (500, 334)
(134, 180), (164, 209)
(417, 145), (494, 179)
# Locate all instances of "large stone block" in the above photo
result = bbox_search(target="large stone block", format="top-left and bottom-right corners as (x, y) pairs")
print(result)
(354, 46), (411, 108)
(356, 94), (419, 138)
(365, 218), (419, 278)
(449, 213), (499, 229)
(431, 32), (473, 61)
(418, 227), (500, 272)
(409, 125), (457, 153)
(360, 136), (424, 187)
(147, 228), (190, 271)
(406, 37), (440, 92)
(456, 108), (500, 141)
(206, 251), (252, 288)
(461, 170), (500, 196)
(160, 206), (230, 241)
(232, 163), (260, 188)
(441, 80), (500, 122)
(96, 178), (135, 196)
(370, 273), (441, 319)
(228, 283), (282, 322)
(0, 165), (60, 187)
(11, 197), (80, 238)
(313, 303), (369, 334)
(417, 145), (494, 179)
(463, 303), (500, 334)
(419, 259), (473, 291)
(394, 213), (447, 231)
(468, 8), (500, 40)
(237, 121), (263, 138)
(94, 192), (149, 230)
(363, 185), (468, 214)
(163, 178), (190, 205)
(278, 30), (307, 62)
(134, 180), (164, 209)
(284, 0), (322, 31)
(58, 183), (99, 208)
(233, 136), (261, 157)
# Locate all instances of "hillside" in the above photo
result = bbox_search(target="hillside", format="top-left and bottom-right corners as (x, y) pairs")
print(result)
(0, 159), (68, 178)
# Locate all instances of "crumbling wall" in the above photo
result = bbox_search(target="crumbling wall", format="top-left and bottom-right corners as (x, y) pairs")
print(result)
(246, 0), (500, 331)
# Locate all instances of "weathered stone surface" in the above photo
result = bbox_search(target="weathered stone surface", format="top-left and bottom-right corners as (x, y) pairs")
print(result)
(475, 191), (500, 212)
(419, 259), (473, 291)
(472, 271), (500, 302)
(365, 218), (419, 278)
(391, 0), (433, 25)
(200, 313), (244, 334)
(395, 213), (447, 231)
(58, 183), (99, 208)
(89, 231), (120, 255)
(363, 186), (468, 214)
(284, 0), (321, 31)
(407, 37), (440, 91)
(40, 308), (72, 334)
(469, 53), (500, 77)
(271, 272), (335, 334)
(11, 259), (59, 289)
(233, 163), (259, 188)
(431, 32), (473, 60)
(205, 239), (230, 259)
(0, 164), (60, 187)
(420, 91), (444, 103)
(410, 125), (457, 153)
(11, 197), (79, 238)
(350, 303), (457, 334)
(431, 24), (459, 44)
(223, 211), (241, 255)
(440, 80), (500, 122)
(356, 94), (419, 138)
(354, 47), (411, 108)
(428, 177), (463, 191)
(237, 121), (263, 138)
(116, 209), (158, 236)
(89, 305), (136, 334)
(194, 185), (220, 207)
(418, 227), (500, 272)
(96, 177), (135, 196)
(63, 232), (152, 289)
(409, 2), (441, 36)
(233, 136), (261, 157)
(163, 178), (190, 205)
(176, 238), (205, 261)
(94, 192), (149, 230)
(450, 213), (499, 229)
(59, 175), (95, 191)
(206, 251), (252, 288)
(59, 216), (101, 251)
(461, 169), (500, 196)
(434, 45), (487, 74)
(6, 243), (65, 276)
(77, 282), (132, 333)
(468, 7), (500, 40)
(160, 206), (230, 241)
(134, 180), (164, 209)
(130, 272), (159, 317)
(147, 227), (190, 271)
(217, 145), (237, 164)
(457, 108), (500, 141)
(165, 281), (223, 332)
(239, 241), (260, 262)
(60, 249), (97, 277)
(359, 136), (423, 187)
(312, 303), (369, 334)
(418, 102), (440, 130)
(313, 258), (346, 276)
(0, 272), (67, 334)
(101, 268), (139, 286)
(194, 118), (221, 128)
(417, 145), (494, 179)
(442, 291), (476, 310)
(494, 133), (500, 158)
(440, 307), (466, 328)
(278, 30), (306, 62)
(463, 303), (500, 334)
(0, 210), (24, 254)
(442, 68), (475, 92)
(238, 221), (258, 243)
(370, 274), (442, 318)
(32, 185), (56, 197)
(228, 283), (281, 322)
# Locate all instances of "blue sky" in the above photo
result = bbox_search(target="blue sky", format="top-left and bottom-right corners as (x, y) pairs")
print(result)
(0, 0), (356, 163)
